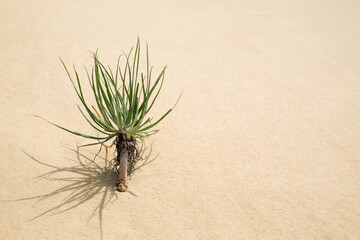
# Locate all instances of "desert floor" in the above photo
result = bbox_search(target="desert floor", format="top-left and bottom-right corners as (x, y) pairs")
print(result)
(1, 0), (360, 239)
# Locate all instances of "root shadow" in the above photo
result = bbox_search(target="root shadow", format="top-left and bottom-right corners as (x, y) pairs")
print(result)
(4, 142), (156, 240)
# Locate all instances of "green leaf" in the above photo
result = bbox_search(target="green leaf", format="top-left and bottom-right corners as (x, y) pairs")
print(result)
(36, 115), (109, 140)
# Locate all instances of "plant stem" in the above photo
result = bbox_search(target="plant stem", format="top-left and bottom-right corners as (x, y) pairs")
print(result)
(117, 144), (128, 192)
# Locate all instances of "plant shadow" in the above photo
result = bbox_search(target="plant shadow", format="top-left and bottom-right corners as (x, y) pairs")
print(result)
(9, 142), (156, 240)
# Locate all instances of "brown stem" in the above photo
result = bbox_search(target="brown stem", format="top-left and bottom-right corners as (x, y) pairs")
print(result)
(117, 145), (128, 192)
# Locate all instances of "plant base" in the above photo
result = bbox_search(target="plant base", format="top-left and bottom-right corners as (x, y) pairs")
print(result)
(114, 135), (138, 192)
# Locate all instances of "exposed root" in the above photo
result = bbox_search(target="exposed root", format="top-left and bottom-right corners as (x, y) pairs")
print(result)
(110, 135), (142, 191)
(83, 134), (145, 190)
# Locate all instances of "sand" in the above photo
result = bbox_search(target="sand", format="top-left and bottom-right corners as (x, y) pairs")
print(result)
(1, 0), (360, 239)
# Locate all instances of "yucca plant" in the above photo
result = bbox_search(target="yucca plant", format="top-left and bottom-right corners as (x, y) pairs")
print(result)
(37, 38), (180, 192)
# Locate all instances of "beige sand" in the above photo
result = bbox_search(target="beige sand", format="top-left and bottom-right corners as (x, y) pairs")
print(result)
(1, 0), (360, 239)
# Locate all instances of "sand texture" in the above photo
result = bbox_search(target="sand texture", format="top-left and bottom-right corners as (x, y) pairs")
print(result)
(1, 0), (360, 239)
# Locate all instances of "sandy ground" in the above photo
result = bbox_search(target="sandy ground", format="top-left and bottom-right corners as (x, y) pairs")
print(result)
(1, 0), (360, 239)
